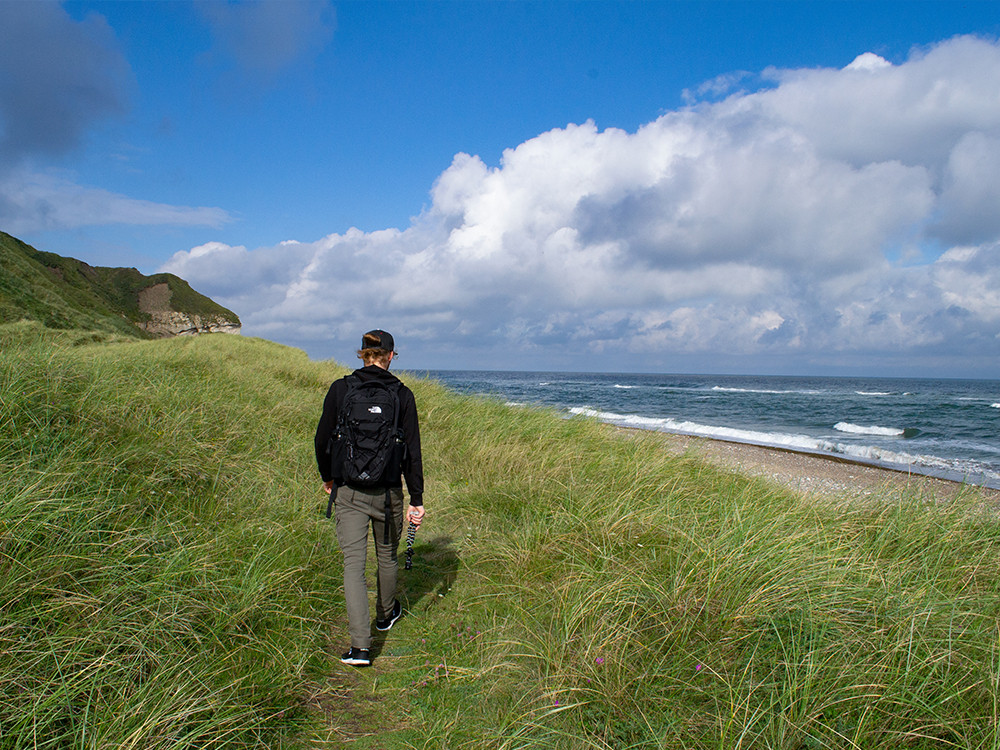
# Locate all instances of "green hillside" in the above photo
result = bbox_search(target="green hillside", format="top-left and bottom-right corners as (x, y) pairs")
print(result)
(3, 323), (1000, 748)
(0, 231), (239, 338)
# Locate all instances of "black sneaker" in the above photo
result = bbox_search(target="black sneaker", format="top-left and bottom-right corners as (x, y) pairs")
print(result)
(376, 600), (403, 631)
(340, 647), (371, 666)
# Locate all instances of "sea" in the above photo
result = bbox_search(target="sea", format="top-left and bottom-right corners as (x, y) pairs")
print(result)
(421, 371), (1000, 490)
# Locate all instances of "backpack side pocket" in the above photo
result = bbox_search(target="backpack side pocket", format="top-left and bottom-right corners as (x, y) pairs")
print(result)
(385, 430), (406, 480)
(328, 433), (347, 485)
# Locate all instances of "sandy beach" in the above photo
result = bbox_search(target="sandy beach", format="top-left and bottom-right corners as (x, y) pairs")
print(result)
(618, 427), (1000, 504)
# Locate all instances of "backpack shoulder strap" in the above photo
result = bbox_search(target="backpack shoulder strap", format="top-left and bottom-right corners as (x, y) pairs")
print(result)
(388, 380), (402, 429)
(336, 374), (363, 416)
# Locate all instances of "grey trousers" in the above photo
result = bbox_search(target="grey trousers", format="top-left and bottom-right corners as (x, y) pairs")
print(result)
(333, 485), (405, 649)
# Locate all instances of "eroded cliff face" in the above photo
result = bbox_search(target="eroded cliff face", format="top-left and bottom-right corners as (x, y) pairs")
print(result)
(137, 284), (241, 338)
(135, 311), (242, 337)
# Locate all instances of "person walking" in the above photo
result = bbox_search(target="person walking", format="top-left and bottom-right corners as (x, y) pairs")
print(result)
(315, 329), (424, 667)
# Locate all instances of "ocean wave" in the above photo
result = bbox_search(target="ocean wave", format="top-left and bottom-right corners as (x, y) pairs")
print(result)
(855, 391), (895, 396)
(568, 406), (998, 485)
(570, 406), (829, 451)
(834, 422), (905, 437)
(613, 384), (638, 389)
(992, 403), (1000, 409)
(711, 386), (823, 395)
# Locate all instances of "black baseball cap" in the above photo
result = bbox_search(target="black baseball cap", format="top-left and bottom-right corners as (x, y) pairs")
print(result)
(362, 329), (396, 353)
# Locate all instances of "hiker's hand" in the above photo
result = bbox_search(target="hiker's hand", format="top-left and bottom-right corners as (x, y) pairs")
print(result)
(407, 505), (425, 528)
(322, 480), (335, 494)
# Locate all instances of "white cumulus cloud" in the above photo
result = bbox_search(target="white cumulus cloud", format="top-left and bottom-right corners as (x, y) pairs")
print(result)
(163, 35), (1000, 374)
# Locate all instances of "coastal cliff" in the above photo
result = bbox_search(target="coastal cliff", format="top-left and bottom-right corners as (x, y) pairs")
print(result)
(0, 231), (241, 340)
(136, 283), (242, 337)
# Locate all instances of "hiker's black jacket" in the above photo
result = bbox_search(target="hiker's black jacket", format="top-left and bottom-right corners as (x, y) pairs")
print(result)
(314, 365), (424, 506)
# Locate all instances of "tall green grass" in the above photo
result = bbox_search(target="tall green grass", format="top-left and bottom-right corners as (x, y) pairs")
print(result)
(1, 323), (343, 748)
(399, 379), (1000, 749)
(3, 321), (1000, 748)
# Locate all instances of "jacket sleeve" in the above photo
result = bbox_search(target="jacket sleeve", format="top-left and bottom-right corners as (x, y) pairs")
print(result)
(400, 386), (424, 506)
(314, 380), (342, 482)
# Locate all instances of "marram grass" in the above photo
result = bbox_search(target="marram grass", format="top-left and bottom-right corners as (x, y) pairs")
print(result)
(3, 321), (1000, 749)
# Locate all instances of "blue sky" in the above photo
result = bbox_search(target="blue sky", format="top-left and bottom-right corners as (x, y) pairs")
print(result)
(3, 1), (1000, 377)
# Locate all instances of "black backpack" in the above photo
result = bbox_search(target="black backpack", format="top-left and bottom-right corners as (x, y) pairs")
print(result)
(326, 376), (406, 539)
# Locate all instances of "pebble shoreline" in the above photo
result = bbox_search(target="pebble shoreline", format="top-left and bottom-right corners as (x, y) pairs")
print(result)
(615, 427), (1000, 504)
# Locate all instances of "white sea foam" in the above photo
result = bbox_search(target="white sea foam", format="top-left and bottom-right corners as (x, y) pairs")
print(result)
(856, 391), (894, 396)
(568, 406), (1000, 484)
(992, 403), (1000, 409)
(712, 386), (824, 395)
(613, 384), (638, 389)
(834, 422), (905, 437)
(570, 407), (821, 451)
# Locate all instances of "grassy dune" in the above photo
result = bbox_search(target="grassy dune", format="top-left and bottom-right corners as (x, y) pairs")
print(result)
(2, 322), (1000, 749)
(0, 232), (240, 340)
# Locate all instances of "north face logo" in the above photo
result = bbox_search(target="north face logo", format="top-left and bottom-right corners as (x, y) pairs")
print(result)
(368, 406), (383, 414)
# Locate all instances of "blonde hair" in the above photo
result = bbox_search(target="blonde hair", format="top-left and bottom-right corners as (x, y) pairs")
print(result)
(357, 332), (392, 367)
